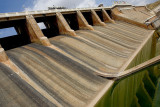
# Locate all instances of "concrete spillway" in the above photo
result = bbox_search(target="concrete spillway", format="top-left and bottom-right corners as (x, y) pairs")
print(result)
(5, 43), (106, 107)
(0, 21), (154, 106)
(0, 63), (56, 107)
(0, 4), (159, 107)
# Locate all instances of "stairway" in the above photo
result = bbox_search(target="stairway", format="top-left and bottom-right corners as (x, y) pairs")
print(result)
(131, 65), (160, 107)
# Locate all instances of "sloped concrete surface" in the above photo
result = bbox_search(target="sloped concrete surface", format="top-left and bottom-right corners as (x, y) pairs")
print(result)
(0, 21), (154, 106)
(119, 7), (154, 23)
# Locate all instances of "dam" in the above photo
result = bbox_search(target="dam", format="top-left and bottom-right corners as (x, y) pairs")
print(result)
(0, 3), (160, 107)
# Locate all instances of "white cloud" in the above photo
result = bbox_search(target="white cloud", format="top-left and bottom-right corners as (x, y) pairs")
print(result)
(25, 0), (97, 11)
(25, 0), (157, 11)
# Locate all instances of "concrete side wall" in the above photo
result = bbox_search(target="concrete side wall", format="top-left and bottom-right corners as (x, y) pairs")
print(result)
(95, 33), (157, 107)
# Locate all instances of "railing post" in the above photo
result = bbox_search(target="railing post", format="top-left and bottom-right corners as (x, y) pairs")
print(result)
(77, 11), (94, 30)
(26, 15), (51, 46)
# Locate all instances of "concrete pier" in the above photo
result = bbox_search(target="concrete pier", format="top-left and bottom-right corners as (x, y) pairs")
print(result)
(26, 15), (51, 46)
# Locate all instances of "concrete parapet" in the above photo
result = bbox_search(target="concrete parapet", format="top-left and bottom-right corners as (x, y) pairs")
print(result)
(56, 12), (77, 36)
(26, 15), (51, 46)
(91, 10), (106, 26)
(102, 9), (115, 23)
(0, 46), (8, 62)
(77, 11), (94, 30)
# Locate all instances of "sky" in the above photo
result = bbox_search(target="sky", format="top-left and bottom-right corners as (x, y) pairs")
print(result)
(0, 0), (158, 38)
(0, 0), (158, 13)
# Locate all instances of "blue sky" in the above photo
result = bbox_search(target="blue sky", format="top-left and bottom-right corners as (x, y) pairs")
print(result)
(0, 0), (158, 38)
(0, 0), (33, 13)
(0, 0), (157, 13)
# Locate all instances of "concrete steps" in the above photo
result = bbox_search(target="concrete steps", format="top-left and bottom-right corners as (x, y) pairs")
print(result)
(133, 68), (160, 107)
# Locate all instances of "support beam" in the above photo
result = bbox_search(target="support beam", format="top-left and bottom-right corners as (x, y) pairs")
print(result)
(102, 9), (115, 23)
(91, 9), (106, 26)
(77, 11), (94, 30)
(56, 12), (77, 36)
(26, 15), (51, 46)
(0, 45), (8, 62)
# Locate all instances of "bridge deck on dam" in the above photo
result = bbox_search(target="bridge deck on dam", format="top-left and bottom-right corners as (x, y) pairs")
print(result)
(0, 19), (154, 107)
